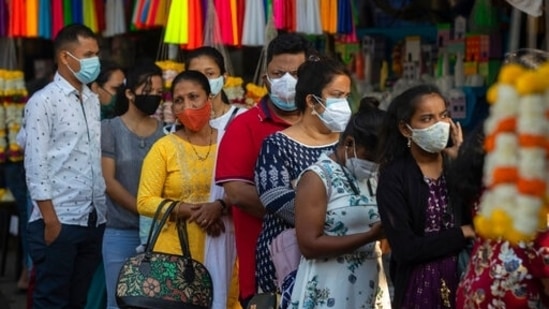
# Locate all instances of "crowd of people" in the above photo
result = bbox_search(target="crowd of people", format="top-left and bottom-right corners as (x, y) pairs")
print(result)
(14, 22), (549, 309)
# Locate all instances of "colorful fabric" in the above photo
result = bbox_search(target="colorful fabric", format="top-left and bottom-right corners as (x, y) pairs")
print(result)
(254, 132), (336, 293)
(290, 154), (391, 309)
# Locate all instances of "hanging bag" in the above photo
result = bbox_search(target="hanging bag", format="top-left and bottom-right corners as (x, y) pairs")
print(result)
(116, 199), (214, 309)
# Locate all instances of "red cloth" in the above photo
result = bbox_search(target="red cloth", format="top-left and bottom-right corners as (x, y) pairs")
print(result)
(215, 96), (289, 299)
(456, 232), (549, 308)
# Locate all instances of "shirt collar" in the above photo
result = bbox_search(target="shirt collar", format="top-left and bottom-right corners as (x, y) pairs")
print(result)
(257, 95), (288, 125)
(53, 72), (94, 100)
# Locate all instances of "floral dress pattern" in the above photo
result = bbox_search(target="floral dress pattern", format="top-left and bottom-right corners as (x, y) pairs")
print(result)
(290, 154), (391, 309)
(456, 231), (549, 308)
(402, 176), (459, 309)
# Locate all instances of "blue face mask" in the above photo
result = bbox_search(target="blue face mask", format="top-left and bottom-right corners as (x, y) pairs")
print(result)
(66, 52), (101, 84)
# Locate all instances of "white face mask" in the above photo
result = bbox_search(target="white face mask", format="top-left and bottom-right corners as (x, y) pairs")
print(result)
(407, 121), (450, 153)
(267, 73), (298, 111)
(345, 146), (378, 181)
(312, 95), (352, 132)
(208, 76), (224, 96)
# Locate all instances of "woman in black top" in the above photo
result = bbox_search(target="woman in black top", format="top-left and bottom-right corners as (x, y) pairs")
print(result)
(376, 84), (475, 308)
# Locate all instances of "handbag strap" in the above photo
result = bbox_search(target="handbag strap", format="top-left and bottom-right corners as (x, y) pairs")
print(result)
(144, 199), (174, 251)
(145, 200), (179, 254)
(176, 218), (197, 282)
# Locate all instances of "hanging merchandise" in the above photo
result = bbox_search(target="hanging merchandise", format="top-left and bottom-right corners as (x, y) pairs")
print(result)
(185, 0), (204, 50)
(203, 0), (234, 74)
(0, 0), (6, 36)
(0, 0), (6, 37)
(82, 0), (98, 32)
(164, 0), (189, 44)
(506, 0), (542, 17)
(0, 39), (27, 163)
(38, 0), (52, 39)
(104, 0), (127, 37)
(337, 0), (353, 34)
(26, 0), (38, 37)
(63, 0), (73, 26)
(296, 0), (322, 35)
(475, 63), (549, 244)
(71, 0), (83, 24)
(242, 0), (266, 46)
(8, 0), (25, 37)
(157, 30), (185, 125)
(320, 0), (338, 34)
(52, 0), (64, 38)
(214, 0), (239, 46)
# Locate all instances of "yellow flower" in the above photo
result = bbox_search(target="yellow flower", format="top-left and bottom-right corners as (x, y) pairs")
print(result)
(486, 84), (498, 105)
(516, 71), (545, 95)
(498, 64), (525, 85)
(225, 76), (243, 87)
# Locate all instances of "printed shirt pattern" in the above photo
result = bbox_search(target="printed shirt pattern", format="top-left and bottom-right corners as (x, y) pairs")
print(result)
(290, 154), (391, 309)
(23, 72), (107, 226)
(254, 132), (336, 293)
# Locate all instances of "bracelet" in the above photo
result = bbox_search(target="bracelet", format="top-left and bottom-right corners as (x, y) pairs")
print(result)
(216, 199), (227, 211)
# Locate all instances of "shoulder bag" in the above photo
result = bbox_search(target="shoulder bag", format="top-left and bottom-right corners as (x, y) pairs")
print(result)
(116, 199), (213, 309)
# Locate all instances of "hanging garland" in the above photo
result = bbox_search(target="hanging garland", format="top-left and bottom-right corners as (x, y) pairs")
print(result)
(0, 70), (26, 163)
(474, 63), (549, 244)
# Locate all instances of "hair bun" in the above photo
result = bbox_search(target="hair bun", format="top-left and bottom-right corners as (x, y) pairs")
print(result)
(358, 97), (380, 113)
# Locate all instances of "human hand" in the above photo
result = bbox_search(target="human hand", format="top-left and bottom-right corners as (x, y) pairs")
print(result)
(460, 225), (475, 239)
(205, 219), (226, 237)
(44, 219), (62, 245)
(443, 119), (463, 159)
(189, 202), (223, 229)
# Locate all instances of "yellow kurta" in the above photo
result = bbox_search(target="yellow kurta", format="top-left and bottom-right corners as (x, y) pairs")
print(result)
(137, 134), (241, 309)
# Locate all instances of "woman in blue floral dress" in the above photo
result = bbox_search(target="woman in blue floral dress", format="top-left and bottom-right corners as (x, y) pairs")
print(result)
(290, 99), (391, 309)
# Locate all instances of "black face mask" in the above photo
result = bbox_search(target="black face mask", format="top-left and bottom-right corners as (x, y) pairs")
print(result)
(134, 95), (162, 115)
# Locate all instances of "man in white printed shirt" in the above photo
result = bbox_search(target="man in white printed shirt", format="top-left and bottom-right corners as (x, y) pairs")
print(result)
(23, 24), (107, 308)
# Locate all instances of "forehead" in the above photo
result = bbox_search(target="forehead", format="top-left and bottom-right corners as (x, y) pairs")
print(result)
(413, 94), (446, 114)
(173, 79), (206, 95)
(70, 36), (99, 53)
(267, 53), (306, 70)
(105, 70), (125, 85)
(188, 56), (219, 70)
(323, 74), (351, 91)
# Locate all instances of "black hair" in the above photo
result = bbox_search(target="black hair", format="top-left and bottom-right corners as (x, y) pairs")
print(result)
(185, 46), (226, 75)
(170, 70), (211, 98)
(376, 84), (447, 167)
(294, 56), (351, 113)
(115, 60), (162, 116)
(341, 97), (385, 160)
(447, 124), (485, 218)
(266, 33), (313, 65)
(94, 60), (123, 88)
(54, 24), (97, 55)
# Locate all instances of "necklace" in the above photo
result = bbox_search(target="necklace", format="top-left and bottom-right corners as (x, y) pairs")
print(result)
(183, 128), (213, 161)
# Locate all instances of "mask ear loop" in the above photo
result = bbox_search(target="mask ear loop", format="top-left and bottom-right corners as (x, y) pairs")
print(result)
(337, 146), (360, 196)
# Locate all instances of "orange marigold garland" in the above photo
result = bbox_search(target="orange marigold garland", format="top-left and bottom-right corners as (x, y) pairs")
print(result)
(0, 70), (26, 163)
(474, 64), (549, 244)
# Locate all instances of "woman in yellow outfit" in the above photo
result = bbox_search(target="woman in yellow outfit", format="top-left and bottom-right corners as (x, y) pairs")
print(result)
(137, 70), (241, 309)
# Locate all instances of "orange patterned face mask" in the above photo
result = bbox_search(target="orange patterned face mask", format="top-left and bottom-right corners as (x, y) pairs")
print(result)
(176, 102), (212, 132)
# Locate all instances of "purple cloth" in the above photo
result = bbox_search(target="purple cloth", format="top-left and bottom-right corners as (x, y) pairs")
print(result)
(0, 0), (6, 37)
(402, 176), (458, 309)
